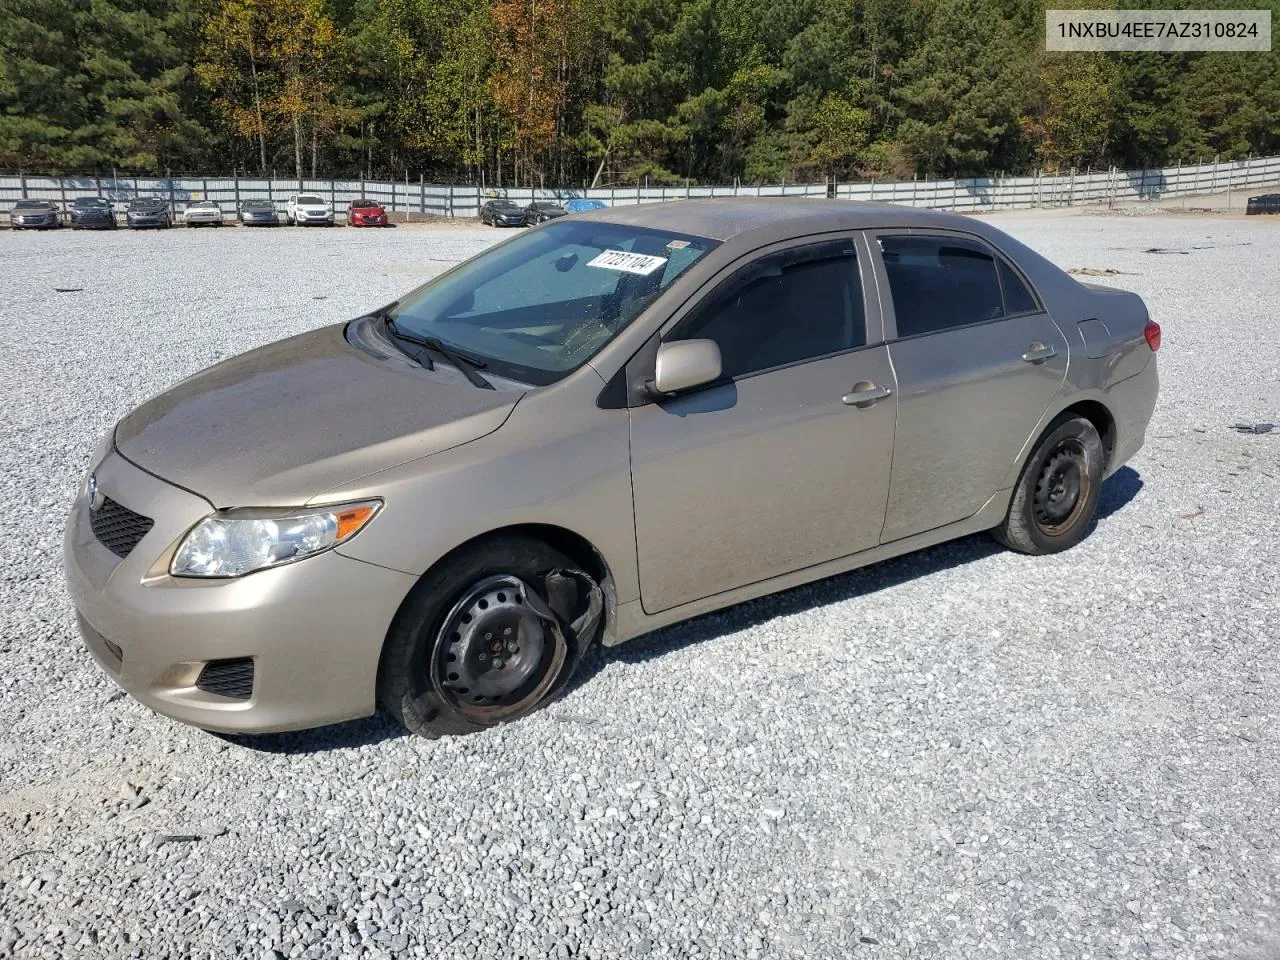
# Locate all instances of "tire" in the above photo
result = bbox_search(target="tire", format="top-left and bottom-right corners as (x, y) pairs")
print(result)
(993, 413), (1106, 555)
(378, 535), (603, 738)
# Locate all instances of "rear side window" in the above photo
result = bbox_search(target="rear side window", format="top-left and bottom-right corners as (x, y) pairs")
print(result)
(998, 258), (1040, 315)
(675, 239), (864, 379)
(880, 235), (1004, 337)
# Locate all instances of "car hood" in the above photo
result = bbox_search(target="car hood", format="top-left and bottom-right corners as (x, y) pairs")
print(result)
(114, 324), (523, 507)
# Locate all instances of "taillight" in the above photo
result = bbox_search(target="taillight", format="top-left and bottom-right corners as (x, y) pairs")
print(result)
(1144, 319), (1161, 352)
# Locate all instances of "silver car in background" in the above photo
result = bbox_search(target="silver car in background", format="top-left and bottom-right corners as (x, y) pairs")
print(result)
(286, 194), (335, 226)
(9, 199), (61, 229)
(184, 200), (225, 227)
(65, 200), (1159, 739)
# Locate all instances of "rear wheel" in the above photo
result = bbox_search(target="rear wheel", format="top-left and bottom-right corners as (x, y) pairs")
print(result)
(993, 413), (1105, 555)
(379, 535), (604, 738)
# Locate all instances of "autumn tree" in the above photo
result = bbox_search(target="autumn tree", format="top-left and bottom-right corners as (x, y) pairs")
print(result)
(196, 0), (345, 176)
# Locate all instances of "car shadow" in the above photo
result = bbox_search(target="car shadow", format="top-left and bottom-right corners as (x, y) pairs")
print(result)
(1094, 464), (1143, 523)
(209, 712), (409, 754)
(220, 467), (1143, 754)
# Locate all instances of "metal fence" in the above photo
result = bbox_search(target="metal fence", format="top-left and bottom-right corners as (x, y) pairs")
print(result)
(3, 154), (1280, 219)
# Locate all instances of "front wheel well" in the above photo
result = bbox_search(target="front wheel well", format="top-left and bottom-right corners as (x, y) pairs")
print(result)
(393, 523), (614, 625)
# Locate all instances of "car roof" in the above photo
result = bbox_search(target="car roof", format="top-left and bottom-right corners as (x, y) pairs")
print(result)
(577, 198), (979, 242)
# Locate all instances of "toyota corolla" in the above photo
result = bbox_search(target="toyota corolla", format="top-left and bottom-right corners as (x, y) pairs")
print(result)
(65, 200), (1159, 738)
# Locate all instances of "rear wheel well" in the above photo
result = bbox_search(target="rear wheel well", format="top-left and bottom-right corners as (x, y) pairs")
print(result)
(1060, 400), (1115, 467)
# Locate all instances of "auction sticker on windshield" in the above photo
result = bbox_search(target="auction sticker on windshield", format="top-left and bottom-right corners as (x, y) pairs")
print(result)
(587, 250), (668, 275)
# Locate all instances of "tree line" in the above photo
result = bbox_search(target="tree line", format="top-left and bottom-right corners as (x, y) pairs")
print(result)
(2, 0), (1278, 186)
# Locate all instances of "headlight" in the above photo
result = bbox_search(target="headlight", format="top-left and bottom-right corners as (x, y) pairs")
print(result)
(171, 500), (381, 578)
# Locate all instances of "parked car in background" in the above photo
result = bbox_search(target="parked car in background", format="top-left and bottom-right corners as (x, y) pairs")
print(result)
(9, 199), (61, 230)
(1246, 193), (1280, 215)
(286, 194), (334, 226)
(238, 199), (280, 226)
(63, 200), (1160, 740)
(183, 200), (225, 227)
(480, 199), (525, 227)
(69, 197), (117, 230)
(126, 198), (172, 229)
(564, 198), (607, 213)
(524, 201), (568, 225)
(348, 198), (389, 227)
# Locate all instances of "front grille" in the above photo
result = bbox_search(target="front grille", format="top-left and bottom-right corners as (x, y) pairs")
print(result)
(89, 497), (154, 558)
(196, 658), (255, 699)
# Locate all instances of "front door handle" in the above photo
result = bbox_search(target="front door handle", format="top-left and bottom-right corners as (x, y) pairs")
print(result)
(842, 382), (893, 408)
(1022, 342), (1058, 364)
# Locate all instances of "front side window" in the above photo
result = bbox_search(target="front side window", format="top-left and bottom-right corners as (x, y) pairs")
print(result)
(390, 220), (718, 385)
(880, 235), (1020, 337)
(673, 239), (864, 380)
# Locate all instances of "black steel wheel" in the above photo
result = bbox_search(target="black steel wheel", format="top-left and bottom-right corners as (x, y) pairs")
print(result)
(379, 535), (604, 738)
(993, 413), (1106, 555)
(430, 575), (565, 722)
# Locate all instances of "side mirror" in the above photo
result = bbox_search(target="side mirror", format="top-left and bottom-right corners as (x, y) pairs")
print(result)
(650, 339), (722, 396)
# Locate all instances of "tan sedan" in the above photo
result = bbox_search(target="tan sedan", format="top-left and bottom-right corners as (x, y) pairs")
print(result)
(64, 200), (1160, 737)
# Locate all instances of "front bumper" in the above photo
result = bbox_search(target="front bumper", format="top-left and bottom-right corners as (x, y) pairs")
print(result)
(128, 216), (167, 227)
(64, 448), (415, 733)
(12, 216), (59, 228)
(296, 212), (334, 224)
(72, 216), (115, 228)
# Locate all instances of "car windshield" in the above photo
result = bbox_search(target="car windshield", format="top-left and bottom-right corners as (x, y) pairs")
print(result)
(133, 199), (163, 208)
(191, 201), (216, 208)
(297, 195), (323, 204)
(533, 203), (561, 211)
(243, 200), (273, 209)
(389, 220), (718, 385)
(352, 199), (379, 208)
(73, 198), (107, 208)
(15, 200), (51, 210)
(492, 201), (517, 209)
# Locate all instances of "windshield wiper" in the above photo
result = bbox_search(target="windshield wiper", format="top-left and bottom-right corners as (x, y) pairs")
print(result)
(419, 336), (493, 389)
(379, 308), (434, 371)
(380, 312), (492, 389)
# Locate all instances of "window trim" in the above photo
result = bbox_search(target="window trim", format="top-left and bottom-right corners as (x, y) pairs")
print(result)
(654, 231), (881, 388)
(868, 228), (1046, 343)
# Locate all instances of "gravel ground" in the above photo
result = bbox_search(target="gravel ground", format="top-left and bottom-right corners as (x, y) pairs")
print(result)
(1, 214), (1278, 960)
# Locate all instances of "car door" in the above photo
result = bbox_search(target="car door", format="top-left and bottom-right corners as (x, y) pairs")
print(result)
(869, 231), (1069, 543)
(628, 234), (897, 614)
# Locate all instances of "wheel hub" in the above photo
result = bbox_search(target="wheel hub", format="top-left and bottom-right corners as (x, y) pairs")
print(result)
(1033, 442), (1087, 532)
(436, 576), (550, 708)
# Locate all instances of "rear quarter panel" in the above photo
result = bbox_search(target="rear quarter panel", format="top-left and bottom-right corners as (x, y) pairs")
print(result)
(961, 220), (1158, 485)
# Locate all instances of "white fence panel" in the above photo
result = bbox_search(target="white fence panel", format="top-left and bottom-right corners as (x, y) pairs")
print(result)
(4, 154), (1280, 219)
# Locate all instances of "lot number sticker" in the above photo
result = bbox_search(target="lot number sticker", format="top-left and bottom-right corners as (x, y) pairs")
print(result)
(587, 249), (668, 275)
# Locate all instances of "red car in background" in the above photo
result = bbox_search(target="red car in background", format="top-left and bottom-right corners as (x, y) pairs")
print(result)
(347, 198), (389, 227)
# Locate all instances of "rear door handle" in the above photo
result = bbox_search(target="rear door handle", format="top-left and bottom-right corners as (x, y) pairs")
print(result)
(1021, 342), (1058, 364)
(842, 382), (893, 408)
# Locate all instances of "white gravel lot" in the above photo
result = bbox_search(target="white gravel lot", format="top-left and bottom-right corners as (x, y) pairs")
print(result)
(1, 213), (1278, 960)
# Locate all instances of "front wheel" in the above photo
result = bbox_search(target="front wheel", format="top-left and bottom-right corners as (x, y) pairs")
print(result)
(378, 535), (604, 738)
(993, 413), (1106, 555)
